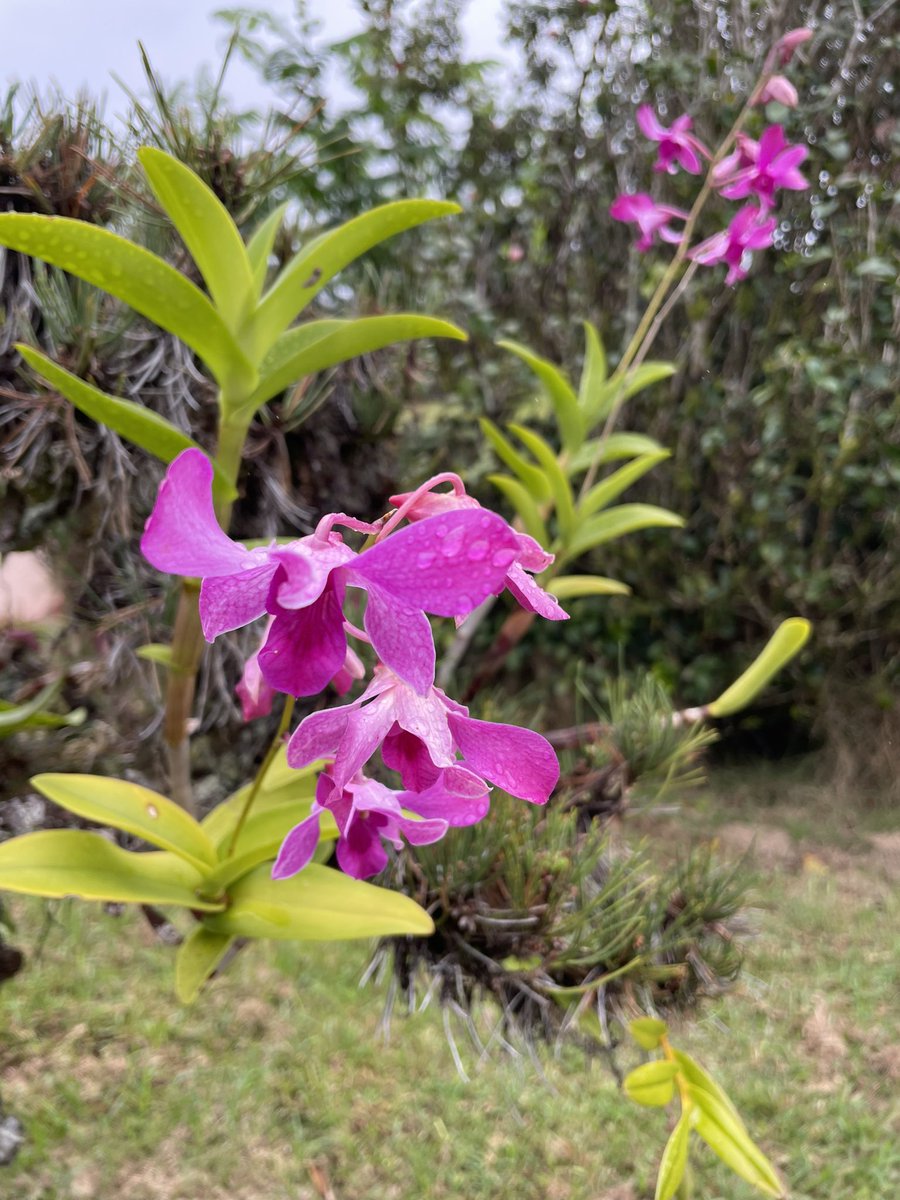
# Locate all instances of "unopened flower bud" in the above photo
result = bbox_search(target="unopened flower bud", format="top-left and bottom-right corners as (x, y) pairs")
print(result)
(756, 74), (799, 108)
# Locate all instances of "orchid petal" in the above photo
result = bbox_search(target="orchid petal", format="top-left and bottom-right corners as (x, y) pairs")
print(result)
(401, 766), (491, 827)
(199, 561), (278, 640)
(271, 811), (321, 880)
(504, 562), (568, 621)
(448, 713), (559, 804)
(362, 584), (436, 695)
(141, 449), (251, 578)
(352, 509), (520, 617)
(258, 588), (348, 697)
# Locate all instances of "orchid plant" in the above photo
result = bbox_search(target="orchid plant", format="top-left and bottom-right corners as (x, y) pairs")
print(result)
(0, 24), (816, 1200)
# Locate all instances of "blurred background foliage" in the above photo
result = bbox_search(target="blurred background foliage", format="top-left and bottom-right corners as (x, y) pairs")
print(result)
(1, 0), (897, 799)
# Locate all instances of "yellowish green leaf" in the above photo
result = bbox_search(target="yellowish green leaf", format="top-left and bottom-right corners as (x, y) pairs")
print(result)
(562, 504), (684, 563)
(498, 339), (583, 453)
(487, 474), (550, 546)
(0, 830), (223, 910)
(579, 451), (670, 519)
(578, 320), (608, 410)
(623, 1059), (679, 1107)
(571, 432), (667, 472)
(508, 423), (577, 539)
(630, 1016), (669, 1050)
(246, 202), (288, 295)
(175, 927), (235, 1004)
(690, 1085), (784, 1196)
(582, 362), (676, 427)
(201, 863), (435, 941)
(656, 1111), (691, 1200)
(479, 418), (550, 501)
(31, 773), (217, 872)
(548, 575), (631, 599)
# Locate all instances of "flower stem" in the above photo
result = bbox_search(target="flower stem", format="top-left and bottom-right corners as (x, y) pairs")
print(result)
(226, 694), (296, 859)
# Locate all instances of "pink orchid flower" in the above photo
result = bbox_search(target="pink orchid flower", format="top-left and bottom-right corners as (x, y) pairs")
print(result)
(610, 193), (690, 251)
(715, 125), (808, 207)
(141, 449), (521, 696)
(388, 474), (568, 622)
(772, 27), (812, 67)
(690, 204), (778, 285)
(273, 770), (452, 881)
(636, 106), (710, 175)
(287, 664), (559, 806)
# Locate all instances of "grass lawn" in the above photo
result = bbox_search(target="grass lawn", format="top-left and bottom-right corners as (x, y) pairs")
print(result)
(2, 769), (898, 1200)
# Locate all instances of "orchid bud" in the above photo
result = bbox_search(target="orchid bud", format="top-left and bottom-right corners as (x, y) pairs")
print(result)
(756, 75), (800, 108)
(774, 27), (813, 66)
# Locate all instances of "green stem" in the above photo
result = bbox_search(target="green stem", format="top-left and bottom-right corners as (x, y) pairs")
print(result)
(226, 695), (295, 858)
(676, 1158), (694, 1199)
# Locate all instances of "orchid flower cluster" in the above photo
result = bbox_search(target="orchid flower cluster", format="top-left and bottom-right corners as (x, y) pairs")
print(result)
(141, 450), (566, 880)
(611, 28), (812, 285)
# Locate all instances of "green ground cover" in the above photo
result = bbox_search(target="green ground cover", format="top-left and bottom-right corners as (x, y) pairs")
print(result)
(2, 775), (898, 1200)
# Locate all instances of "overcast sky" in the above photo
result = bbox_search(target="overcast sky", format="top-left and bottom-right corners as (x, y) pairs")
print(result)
(3, 0), (508, 118)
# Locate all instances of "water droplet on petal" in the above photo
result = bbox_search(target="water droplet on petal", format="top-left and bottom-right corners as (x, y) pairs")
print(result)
(440, 526), (466, 558)
(417, 550), (436, 569)
(479, 515), (493, 529)
(467, 539), (489, 562)
(434, 523), (448, 538)
(492, 548), (516, 568)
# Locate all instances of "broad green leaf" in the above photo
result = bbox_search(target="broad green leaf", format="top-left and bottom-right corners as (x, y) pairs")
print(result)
(0, 830), (224, 910)
(246, 202), (289, 295)
(578, 321), (608, 411)
(508, 423), (577, 539)
(0, 679), (85, 736)
(175, 927), (235, 1004)
(0, 213), (255, 392)
(479, 418), (550, 501)
(17, 347), (237, 502)
(623, 1060), (679, 1107)
(630, 1016), (668, 1051)
(487, 474), (550, 546)
(579, 451), (671, 519)
(708, 618), (812, 718)
(200, 754), (323, 848)
(673, 1051), (746, 1132)
(562, 504), (685, 563)
(583, 362), (676, 427)
(571, 432), (667, 472)
(690, 1085), (784, 1196)
(548, 575), (631, 599)
(250, 200), (460, 356)
(242, 315), (466, 415)
(200, 805), (339, 894)
(31, 773), (217, 872)
(497, 339), (583, 454)
(138, 147), (255, 331)
(656, 1111), (691, 1200)
(201, 863), (434, 940)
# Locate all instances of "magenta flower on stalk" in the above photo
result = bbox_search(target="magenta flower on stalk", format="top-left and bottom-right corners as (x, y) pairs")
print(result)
(690, 204), (778, 285)
(141, 449), (522, 697)
(636, 106), (709, 175)
(388, 474), (568, 622)
(287, 664), (559, 805)
(714, 125), (808, 208)
(272, 766), (489, 880)
(610, 193), (689, 252)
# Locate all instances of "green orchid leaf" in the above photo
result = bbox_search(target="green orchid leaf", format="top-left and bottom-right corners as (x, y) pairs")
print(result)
(508, 423), (577, 539)
(578, 320), (608, 409)
(479, 418), (550, 502)
(562, 504), (684, 564)
(547, 575), (631, 599)
(629, 1017), (669, 1051)
(250, 199), (460, 356)
(175, 927), (235, 1005)
(17, 346), (237, 502)
(707, 619), (812, 718)
(200, 754), (323, 848)
(579, 451), (671, 519)
(201, 862), (434, 941)
(138, 147), (255, 331)
(673, 1051), (746, 1131)
(583, 362), (676, 427)
(486, 474), (550, 546)
(200, 805), (339, 895)
(689, 1084), (784, 1196)
(246, 202), (289, 295)
(0, 679), (85, 737)
(497, 339), (583, 454)
(31, 773), (217, 872)
(570, 432), (667, 472)
(0, 830), (223, 910)
(243, 315), (466, 415)
(0, 213), (256, 392)
(623, 1059), (679, 1107)
(655, 1112), (691, 1200)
